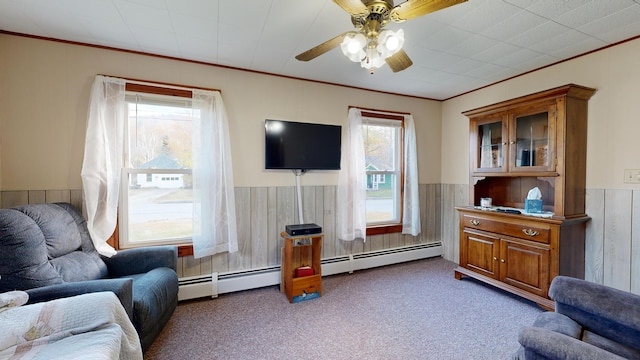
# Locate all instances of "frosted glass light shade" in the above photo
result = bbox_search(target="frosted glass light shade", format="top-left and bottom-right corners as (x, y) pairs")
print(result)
(340, 33), (366, 62)
(361, 47), (385, 71)
(377, 29), (404, 58)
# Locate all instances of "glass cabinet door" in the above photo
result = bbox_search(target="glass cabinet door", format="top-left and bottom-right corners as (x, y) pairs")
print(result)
(509, 102), (556, 172)
(472, 116), (507, 173)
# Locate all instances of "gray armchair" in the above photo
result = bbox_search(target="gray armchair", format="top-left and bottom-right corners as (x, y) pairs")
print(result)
(514, 276), (640, 359)
(0, 202), (179, 352)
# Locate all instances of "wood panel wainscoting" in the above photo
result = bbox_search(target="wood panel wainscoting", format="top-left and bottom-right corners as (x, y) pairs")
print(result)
(0, 184), (443, 280)
(2, 185), (639, 296)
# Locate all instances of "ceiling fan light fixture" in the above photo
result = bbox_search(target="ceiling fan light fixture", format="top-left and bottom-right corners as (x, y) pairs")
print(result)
(295, 0), (468, 73)
(340, 33), (366, 62)
(377, 29), (404, 58)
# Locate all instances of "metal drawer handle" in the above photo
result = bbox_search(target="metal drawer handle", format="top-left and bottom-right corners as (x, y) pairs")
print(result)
(470, 219), (480, 226)
(522, 229), (539, 236)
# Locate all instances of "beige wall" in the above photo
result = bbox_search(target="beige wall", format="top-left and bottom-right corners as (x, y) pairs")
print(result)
(441, 37), (640, 189)
(0, 34), (441, 191)
(2, 34), (638, 200)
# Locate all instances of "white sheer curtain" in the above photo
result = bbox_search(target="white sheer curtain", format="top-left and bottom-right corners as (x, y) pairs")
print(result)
(81, 75), (126, 257)
(191, 90), (238, 258)
(336, 109), (421, 241)
(81, 76), (238, 258)
(402, 114), (421, 236)
(336, 108), (367, 241)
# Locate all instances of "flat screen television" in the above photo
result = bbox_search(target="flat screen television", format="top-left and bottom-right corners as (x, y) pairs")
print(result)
(265, 119), (341, 171)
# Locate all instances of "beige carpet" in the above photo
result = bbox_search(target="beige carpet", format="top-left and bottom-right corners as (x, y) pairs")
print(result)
(145, 257), (542, 359)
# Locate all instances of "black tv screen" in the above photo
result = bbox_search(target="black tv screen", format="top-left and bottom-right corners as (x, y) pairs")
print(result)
(265, 119), (341, 170)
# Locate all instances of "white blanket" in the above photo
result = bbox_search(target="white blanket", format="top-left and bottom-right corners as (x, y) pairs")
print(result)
(0, 291), (142, 360)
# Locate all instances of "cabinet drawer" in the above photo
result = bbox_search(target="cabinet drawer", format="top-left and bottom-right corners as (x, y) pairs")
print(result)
(291, 274), (322, 297)
(462, 214), (550, 244)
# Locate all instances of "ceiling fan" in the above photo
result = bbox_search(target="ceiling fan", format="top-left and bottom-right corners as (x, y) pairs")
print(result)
(296, 0), (467, 74)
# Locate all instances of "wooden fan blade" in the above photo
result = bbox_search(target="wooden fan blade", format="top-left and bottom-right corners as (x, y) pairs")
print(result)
(333, 0), (368, 16)
(385, 49), (413, 72)
(390, 0), (467, 22)
(295, 32), (351, 61)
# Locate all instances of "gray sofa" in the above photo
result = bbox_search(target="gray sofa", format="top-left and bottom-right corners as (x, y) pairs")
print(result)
(0, 202), (179, 352)
(514, 276), (640, 359)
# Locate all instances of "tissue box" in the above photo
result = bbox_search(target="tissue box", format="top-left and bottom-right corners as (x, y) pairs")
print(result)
(525, 199), (543, 213)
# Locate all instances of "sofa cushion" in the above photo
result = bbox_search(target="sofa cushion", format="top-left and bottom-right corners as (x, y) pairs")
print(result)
(0, 203), (108, 292)
(50, 203), (109, 280)
(17, 203), (83, 258)
(50, 251), (109, 282)
(0, 209), (63, 291)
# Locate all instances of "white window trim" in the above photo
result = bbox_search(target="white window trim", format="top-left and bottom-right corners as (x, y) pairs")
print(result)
(362, 116), (403, 226)
(119, 92), (195, 249)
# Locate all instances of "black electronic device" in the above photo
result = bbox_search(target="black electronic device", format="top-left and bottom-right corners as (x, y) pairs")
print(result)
(285, 223), (322, 236)
(496, 208), (521, 214)
(265, 119), (341, 171)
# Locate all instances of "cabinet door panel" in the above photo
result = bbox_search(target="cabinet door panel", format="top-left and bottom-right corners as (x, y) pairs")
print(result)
(463, 230), (500, 279)
(508, 101), (556, 173)
(470, 115), (507, 174)
(500, 239), (550, 297)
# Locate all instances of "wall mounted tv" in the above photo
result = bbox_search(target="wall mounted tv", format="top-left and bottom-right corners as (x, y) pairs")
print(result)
(264, 119), (341, 171)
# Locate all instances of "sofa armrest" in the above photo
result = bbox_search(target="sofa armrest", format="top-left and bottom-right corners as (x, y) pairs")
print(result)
(550, 276), (640, 349)
(531, 312), (582, 339)
(25, 278), (134, 321)
(102, 245), (178, 277)
(518, 326), (626, 360)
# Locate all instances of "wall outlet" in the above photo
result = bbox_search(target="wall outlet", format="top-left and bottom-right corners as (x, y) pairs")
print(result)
(624, 169), (640, 184)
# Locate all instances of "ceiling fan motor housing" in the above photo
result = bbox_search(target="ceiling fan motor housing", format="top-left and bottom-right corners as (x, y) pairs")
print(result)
(352, 0), (393, 35)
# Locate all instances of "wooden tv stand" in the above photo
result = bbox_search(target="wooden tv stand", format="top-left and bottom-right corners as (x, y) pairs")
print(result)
(280, 232), (322, 303)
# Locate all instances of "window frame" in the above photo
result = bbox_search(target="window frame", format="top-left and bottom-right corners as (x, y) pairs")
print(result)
(360, 110), (405, 236)
(118, 83), (196, 250)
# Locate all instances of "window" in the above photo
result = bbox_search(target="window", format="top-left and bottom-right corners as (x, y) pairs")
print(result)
(362, 113), (403, 228)
(83, 75), (235, 257)
(120, 90), (196, 247)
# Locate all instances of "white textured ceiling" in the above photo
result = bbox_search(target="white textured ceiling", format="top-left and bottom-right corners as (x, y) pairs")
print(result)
(1, 0), (639, 100)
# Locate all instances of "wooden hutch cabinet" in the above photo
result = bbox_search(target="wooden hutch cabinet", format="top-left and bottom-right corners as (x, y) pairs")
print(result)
(454, 84), (596, 309)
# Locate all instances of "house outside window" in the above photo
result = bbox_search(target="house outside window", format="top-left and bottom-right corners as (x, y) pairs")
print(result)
(362, 114), (403, 227)
(120, 91), (195, 248)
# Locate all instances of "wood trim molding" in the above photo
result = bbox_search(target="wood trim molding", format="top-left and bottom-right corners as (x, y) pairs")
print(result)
(106, 222), (120, 249)
(367, 224), (403, 236)
(178, 245), (194, 257)
(125, 82), (193, 98)
(350, 106), (410, 118)
(118, 77), (220, 95)
(361, 111), (405, 121)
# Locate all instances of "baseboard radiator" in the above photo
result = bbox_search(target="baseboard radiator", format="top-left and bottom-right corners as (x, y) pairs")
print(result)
(178, 242), (443, 301)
